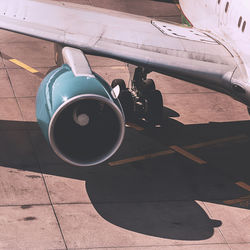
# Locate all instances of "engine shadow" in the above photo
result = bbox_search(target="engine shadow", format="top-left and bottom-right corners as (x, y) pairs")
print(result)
(0, 118), (249, 241)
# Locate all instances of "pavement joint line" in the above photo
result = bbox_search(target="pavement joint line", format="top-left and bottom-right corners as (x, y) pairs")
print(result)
(26, 131), (68, 249)
(0, 203), (51, 208)
(235, 181), (250, 192)
(109, 134), (248, 166)
(170, 145), (207, 165)
(0, 51), (11, 60)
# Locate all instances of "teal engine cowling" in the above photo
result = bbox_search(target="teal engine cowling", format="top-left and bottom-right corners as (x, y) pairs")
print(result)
(36, 64), (125, 166)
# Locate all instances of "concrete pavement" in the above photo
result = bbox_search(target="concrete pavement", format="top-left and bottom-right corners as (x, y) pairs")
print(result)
(0, 0), (249, 249)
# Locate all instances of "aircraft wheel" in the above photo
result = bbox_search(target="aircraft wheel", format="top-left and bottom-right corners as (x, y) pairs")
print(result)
(111, 79), (126, 90)
(143, 79), (155, 92)
(144, 90), (163, 125)
(118, 90), (135, 122)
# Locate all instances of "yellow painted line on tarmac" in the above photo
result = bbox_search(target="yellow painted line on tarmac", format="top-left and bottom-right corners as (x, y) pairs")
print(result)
(109, 134), (248, 166)
(236, 181), (250, 192)
(0, 52), (43, 77)
(126, 122), (144, 131)
(109, 149), (174, 166)
(185, 134), (248, 150)
(170, 145), (207, 165)
(110, 66), (127, 70)
(9, 59), (39, 73)
(223, 182), (250, 207)
(223, 195), (250, 206)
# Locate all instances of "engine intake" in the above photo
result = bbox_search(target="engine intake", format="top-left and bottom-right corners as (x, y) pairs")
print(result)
(36, 64), (125, 166)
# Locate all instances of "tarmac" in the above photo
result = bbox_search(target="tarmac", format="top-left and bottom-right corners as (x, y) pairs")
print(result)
(0, 0), (249, 249)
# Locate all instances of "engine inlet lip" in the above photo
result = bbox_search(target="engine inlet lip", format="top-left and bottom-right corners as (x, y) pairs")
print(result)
(48, 94), (125, 167)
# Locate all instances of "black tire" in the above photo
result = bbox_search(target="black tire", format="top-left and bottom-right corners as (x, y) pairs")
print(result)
(118, 90), (135, 121)
(142, 79), (156, 92)
(144, 90), (163, 124)
(111, 79), (126, 90)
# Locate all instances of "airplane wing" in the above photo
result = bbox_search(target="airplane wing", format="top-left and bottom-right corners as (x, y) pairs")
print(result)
(0, 0), (241, 94)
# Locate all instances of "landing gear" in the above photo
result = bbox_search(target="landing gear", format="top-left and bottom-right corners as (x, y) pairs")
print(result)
(112, 66), (163, 125)
(111, 79), (126, 90)
(111, 79), (135, 121)
(144, 90), (163, 125)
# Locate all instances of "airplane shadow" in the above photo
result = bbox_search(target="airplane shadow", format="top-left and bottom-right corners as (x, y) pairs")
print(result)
(152, 0), (178, 3)
(0, 117), (249, 241)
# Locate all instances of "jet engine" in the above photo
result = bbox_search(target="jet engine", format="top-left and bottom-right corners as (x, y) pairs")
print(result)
(36, 47), (125, 166)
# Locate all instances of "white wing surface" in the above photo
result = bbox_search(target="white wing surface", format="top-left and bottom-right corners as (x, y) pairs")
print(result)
(0, 0), (241, 93)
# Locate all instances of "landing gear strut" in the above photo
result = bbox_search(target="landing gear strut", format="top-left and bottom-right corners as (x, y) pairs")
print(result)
(112, 66), (163, 125)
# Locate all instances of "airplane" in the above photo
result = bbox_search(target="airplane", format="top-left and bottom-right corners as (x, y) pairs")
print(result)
(0, 0), (249, 167)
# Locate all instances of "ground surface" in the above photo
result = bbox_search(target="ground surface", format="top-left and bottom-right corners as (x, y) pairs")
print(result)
(0, 0), (249, 249)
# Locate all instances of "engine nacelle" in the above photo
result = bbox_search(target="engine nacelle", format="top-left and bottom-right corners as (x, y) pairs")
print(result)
(36, 64), (125, 166)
